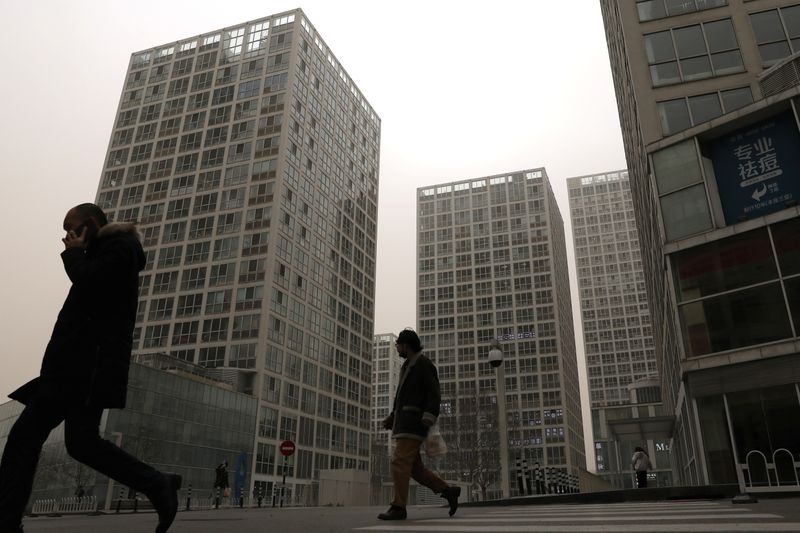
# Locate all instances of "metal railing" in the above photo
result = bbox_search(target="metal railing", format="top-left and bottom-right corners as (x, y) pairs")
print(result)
(740, 448), (800, 492)
(31, 496), (98, 515)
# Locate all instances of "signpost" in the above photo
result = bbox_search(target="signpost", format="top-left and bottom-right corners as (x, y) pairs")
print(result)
(279, 441), (295, 508)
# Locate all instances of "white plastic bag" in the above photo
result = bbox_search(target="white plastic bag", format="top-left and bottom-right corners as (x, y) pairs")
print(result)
(424, 422), (448, 457)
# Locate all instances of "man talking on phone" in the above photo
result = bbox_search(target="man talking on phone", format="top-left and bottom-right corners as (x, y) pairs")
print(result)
(0, 203), (181, 533)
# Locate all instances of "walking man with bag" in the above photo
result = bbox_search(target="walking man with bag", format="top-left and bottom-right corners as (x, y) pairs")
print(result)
(0, 204), (181, 533)
(378, 328), (460, 521)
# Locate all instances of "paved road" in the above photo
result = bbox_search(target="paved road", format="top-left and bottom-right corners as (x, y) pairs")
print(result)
(21, 499), (800, 532)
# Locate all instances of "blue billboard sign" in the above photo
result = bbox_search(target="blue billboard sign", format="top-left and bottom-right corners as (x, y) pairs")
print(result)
(708, 111), (800, 224)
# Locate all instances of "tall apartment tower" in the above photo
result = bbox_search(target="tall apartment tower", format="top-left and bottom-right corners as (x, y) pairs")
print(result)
(601, 1), (800, 489)
(371, 333), (401, 437)
(568, 170), (672, 488)
(370, 333), (401, 502)
(417, 169), (585, 498)
(96, 9), (381, 503)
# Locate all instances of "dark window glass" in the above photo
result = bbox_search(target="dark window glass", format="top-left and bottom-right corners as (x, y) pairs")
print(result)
(704, 19), (737, 53)
(688, 93), (722, 124)
(666, 0), (696, 16)
(673, 228), (778, 300)
(680, 282), (792, 356)
(696, 395), (737, 484)
(658, 98), (691, 135)
(711, 50), (744, 75)
(758, 41), (792, 64)
(674, 25), (707, 58)
(720, 87), (753, 112)
(650, 62), (681, 86)
(645, 31), (676, 63)
(680, 55), (713, 81)
(771, 217), (800, 276)
(751, 10), (786, 44)
(637, 0), (667, 21)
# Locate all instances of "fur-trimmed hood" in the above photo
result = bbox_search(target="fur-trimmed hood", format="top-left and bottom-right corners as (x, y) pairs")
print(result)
(97, 222), (142, 243)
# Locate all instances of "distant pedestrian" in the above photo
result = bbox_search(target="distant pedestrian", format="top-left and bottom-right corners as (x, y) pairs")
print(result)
(214, 461), (230, 496)
(378, 329), (461, 521)
(632, 446), (651, 488)
(0, 204), (181, 533)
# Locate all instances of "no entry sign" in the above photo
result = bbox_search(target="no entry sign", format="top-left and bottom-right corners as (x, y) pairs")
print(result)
(280, 440), (296, 457)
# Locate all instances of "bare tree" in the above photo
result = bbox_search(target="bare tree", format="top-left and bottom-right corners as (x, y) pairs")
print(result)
(439, 393), (501, 501)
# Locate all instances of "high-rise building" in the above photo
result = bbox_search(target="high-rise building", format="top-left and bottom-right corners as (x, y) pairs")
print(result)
(371, 333), (401, 440)
(96, 9), (381, 503)
(370, 333), (400, 503)
(568, 169), (672, 488)
(416, 169), (585, 499)
(601, 1), (800, 489)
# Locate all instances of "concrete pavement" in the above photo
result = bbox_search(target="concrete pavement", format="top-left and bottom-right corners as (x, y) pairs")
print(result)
(20, 498), (800, 532)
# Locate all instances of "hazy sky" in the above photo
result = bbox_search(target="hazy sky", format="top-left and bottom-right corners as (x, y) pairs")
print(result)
(0, 0), (626, 469)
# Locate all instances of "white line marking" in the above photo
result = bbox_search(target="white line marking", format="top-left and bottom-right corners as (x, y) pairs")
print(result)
(416, 513), (781, 523)
(356, 523), (800, 532)
(472, 508), (753, 517)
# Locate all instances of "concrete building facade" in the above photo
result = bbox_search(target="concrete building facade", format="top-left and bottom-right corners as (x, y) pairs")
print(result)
(96, 8), (381, 503)
(568, 169), (673, 488)
(601, 0), (800, 490)
(369, 333), (400, 503)
(416, 169), (585, 499)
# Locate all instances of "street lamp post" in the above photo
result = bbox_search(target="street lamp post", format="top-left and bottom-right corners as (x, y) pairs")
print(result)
(488, 342), (510, 499)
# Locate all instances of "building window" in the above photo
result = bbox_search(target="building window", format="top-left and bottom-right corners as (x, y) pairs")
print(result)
(637, 0), (727, 22)
(673, 226), (795, 356)
(651, 140), (714, 241)
(644, 19), (743, 87)
(750, 6), (800, 66)
(658, 87), (753, 135)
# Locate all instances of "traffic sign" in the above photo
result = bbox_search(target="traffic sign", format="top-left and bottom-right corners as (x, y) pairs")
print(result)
(280, 441), (296, 457)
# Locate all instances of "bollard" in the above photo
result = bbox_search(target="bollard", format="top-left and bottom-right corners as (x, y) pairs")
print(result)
(215, 487), (220, 509)
(186, 483), (192, 511)
(116, 487), (126, 514)
(522, 458), (532, 495)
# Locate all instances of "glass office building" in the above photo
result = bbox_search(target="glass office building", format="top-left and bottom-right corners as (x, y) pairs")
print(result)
(97, 8), (381, 503)
(601, 0), (800, 490)
(0, 356), (257, 509)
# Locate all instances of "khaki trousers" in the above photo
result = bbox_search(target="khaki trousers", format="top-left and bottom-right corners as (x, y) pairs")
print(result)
(390, 437), (448, 508)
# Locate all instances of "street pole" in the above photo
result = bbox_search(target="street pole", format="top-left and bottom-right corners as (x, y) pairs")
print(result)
(281, 456), (287, 508)
(496, 361), (510, 499)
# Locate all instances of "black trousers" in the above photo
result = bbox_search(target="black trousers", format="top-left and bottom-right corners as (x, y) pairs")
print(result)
(636, 470), (648, 488)
(0, 398), (163, 529)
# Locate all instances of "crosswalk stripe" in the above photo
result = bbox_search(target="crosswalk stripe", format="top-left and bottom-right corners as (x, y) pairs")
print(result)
(357, 523), (800, 532)
(416, 513), (781, 523)
(483, 502), (723, 512)
(484, 503), (728, 511)
(472, 508), (753, 517)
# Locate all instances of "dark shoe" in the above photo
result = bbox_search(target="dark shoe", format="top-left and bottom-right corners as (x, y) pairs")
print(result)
(149, 473), (182, 533)
(377, 505), (407, 520)
(441, 485), (461, 516)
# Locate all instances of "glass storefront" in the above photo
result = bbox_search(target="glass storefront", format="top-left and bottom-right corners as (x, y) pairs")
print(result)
(673, 220), (800, 357)
(696, 383), (800, 487)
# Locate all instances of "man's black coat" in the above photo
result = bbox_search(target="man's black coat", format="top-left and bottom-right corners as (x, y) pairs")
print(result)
(390, 355), (441, 439)
(10, 223), (145, 409)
